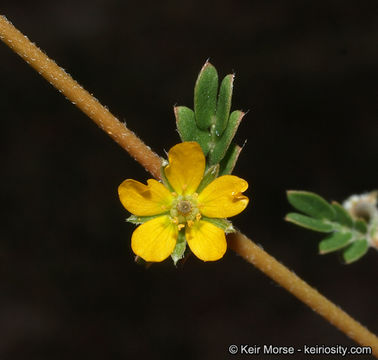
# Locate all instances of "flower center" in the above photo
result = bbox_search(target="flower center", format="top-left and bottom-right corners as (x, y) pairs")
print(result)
(177, 200), (192, 215)
(170, 194), (200, 228)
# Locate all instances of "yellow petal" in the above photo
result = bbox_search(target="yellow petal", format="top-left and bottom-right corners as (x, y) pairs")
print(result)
(186, 220), (227, 261)
(131, 216), (178, 262)
(198, 175), (249, 218)
(164, 142), (205, 195)
(118, 179), (173, 216)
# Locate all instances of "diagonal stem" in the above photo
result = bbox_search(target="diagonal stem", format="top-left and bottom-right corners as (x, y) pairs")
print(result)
(0, 16), (162, 179)
(1, 15), (377, 357)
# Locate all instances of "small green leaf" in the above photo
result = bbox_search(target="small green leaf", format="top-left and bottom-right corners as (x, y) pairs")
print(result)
(354, 218), (368, 234)
(127, 214), (162, 224)
(342, 238), (369, 264)
(174, 106), (211, 155)
(194, 61), (218, 130)
(331, 201), (354, 228)
(319, 232), (353, 254)
(175, 106), (197, 141)
(215, 74), (234, 136)
(285, 213), (334, 232)
(287, 191), (335, 220)
(196, 164), (219, 193)
(209, 110), (244, 165)
(171, 230), (187, 265)
(202, 217), (235, 233)
(219, 143), (242, 175)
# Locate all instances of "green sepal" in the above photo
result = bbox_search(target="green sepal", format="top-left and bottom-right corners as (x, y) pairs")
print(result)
(285, 213), (334, 232)
(134, 255), (148, 266)
(331, 201), (354, 228)
(202, 217), (235, 233)
(194, 61), (218, 130)
(196, 164), (219, 194)
(126, 214), (163, 225)
(342, 238), (369, 264)
(354, 218), (368, 234)
(171, 230), (187, 265)
(287, 191), (335, 220)
(215, 74), (234, 136)
(319, 232), (353, 254)
(219, 143), (242, 175)
(160, 165), (174, 192)
(209, 110), (245, 165)
(174, 106), (211, 156)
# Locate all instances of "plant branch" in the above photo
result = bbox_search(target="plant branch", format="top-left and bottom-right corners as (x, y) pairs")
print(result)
(0, 15), (162, 179)
(1, 15), (377, 357)
(228, 232), (378, 354)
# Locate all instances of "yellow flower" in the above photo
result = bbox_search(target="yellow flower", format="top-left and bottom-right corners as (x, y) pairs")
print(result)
(118, 142), (249, 262)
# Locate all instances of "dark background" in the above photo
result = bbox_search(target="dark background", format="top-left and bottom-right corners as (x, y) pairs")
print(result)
(1, 1), (377, 359)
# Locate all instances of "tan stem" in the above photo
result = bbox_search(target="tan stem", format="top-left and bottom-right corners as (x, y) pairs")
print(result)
(1, 15), (377, 357)
(0, 15), (162, 179)
(228, 232), (378, 355)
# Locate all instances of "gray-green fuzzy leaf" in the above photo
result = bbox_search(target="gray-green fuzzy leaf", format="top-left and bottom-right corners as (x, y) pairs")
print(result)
(209, 110), (244, 165)
(331, 201), (354, 228)
(219, 143), (242, 175)
(285, 212), (334, 232)
(171, 231), (187, 265)
(196, 164), (219, 194)
(319, 232), (353, 254)
(194, 61), (218, 130)
(215, 74), (234, 136)
(127, 214), (163, 225)
(160, 165), (174, 192)
(287, 191), (335, 220)
(202, 217), (235, 233)
(342, 238), (369, 264)
(174, 106), (211, 155)
(354, 218), (368, 234)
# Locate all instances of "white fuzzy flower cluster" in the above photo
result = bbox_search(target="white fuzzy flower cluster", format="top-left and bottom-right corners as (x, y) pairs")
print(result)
(343, 191), (378, 249)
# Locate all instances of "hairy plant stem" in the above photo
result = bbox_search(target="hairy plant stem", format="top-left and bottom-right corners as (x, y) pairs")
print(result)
(1, 15), (377, 357)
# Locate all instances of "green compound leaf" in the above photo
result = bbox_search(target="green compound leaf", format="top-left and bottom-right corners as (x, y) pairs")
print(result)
(196, 164), (219, 194)
(354, 218), (368, 234)
(194, 61), (218, 130)
(171, 230), (187, 265)
(209, 110), (245, 165)
(319, 232), (353, 254)
(287, 191), (335, 220)
(174, 106), (211, 155)
(342, 238), (369, 264)
(219, 143), (242, 175)
(285, 213), (334, 233)
(215, 74), (234, 136)
(202, 217), (235, 233)
(331, 201), (354, 228)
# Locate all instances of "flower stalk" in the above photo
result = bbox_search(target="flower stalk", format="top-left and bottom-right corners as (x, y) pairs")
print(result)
(1, 15), (377, 357)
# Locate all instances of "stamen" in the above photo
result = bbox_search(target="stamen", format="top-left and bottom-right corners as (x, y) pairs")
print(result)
(187, 220), (194, 227)
(177, 224), (185, 231)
